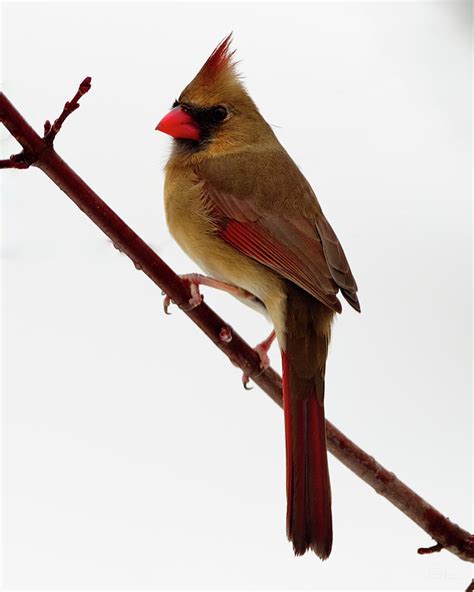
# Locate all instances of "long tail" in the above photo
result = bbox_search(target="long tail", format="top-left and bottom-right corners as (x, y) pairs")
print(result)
(282, 290), (333, 559)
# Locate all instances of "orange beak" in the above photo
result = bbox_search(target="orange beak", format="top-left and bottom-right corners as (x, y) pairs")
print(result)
(155, 107), (201, 141)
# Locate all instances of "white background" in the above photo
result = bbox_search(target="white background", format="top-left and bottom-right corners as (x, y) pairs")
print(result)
(1, 2), (472, 589)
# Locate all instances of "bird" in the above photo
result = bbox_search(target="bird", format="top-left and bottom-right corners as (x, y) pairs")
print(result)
(155, 34), (360, 559)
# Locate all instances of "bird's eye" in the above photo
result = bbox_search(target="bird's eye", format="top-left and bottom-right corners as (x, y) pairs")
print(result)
(211, 105), (228, 122)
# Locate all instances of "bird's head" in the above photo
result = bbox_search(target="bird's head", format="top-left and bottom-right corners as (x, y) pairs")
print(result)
(156, 34), (274, 156)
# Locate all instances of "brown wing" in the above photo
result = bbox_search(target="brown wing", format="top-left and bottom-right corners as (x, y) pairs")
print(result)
(199, 151), (360, 313)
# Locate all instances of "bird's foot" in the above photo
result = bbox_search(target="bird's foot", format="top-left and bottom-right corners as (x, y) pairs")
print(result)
(242, 330), (276, 389)
(163, 273), (254, 314)
(180, 276), (203, 310)
(163, 274), (204, 315)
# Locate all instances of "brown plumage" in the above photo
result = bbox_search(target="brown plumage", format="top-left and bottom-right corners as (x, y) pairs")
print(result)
(156, 34), (360, 559)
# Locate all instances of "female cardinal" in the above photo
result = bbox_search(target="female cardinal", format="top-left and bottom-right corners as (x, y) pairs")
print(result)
(156, 35), (360, 559)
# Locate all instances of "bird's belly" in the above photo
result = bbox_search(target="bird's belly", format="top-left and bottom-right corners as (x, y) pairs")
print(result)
(176, 227), (270, 311)
(164, 169), (287, 334)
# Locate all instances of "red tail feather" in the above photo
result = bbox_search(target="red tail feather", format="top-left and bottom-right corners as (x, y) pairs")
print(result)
(282, 351), (333, 559)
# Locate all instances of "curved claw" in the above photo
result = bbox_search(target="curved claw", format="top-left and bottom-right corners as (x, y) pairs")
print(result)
(162, 279), (203, 315)
(242, 374), (253, 390)
(240, 331), (275, 390)
(163, 294), (172, 315)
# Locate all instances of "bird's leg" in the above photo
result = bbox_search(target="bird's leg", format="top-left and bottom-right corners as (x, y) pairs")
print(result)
(163, 274), (275, 387)
(163, 273), (256, 314)
(242, 329), (276, 389)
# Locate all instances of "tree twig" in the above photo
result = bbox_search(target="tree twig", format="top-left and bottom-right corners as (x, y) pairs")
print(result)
(0, 81), (472, 563)
(418, 542), (443, 555)
(43, 76), (91, 144)
(0, 155), (30, 169)
(0, 77), (91, 170)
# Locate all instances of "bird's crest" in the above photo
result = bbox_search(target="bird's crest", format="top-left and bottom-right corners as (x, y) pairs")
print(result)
(179, 34), (248, 107)
(196, 33), (236, 82)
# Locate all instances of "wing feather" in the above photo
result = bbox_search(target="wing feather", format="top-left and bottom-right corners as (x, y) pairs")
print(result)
(199, 153), (360, 313)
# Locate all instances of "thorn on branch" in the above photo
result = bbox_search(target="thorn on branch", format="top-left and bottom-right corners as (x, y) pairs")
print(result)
(418, 542), (443, 555)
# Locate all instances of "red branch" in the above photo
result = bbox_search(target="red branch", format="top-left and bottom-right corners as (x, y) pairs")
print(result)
(0, 80), (472, 564)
